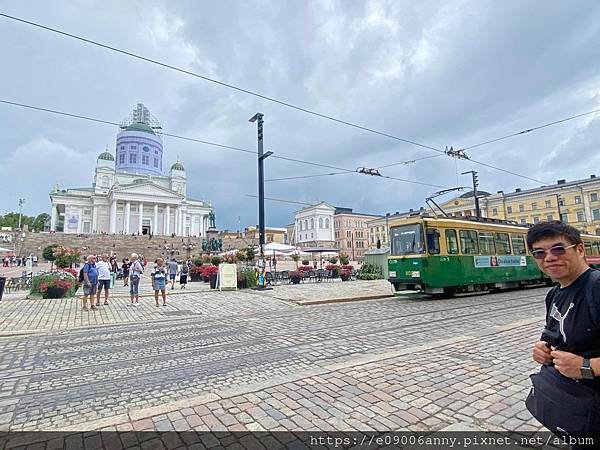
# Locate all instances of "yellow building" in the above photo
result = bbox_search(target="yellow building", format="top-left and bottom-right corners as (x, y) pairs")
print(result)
(244, 226), (287, 244)
(438, 175), (600, 234)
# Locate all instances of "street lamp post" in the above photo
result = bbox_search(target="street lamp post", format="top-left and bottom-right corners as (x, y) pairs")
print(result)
(18, 198), (25, 230)
(249, 113), (273, 258)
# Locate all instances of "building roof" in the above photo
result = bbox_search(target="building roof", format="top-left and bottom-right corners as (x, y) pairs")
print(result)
(171, 161), (185, 171)
(459, 190), (491, 198)
(496, 175), (600, 199)
(124, 122), (156, 135)
(98, 151), (115, 161)
(334, 207), (381, 217)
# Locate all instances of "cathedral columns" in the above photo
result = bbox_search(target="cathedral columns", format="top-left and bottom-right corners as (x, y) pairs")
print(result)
(50, 205), (58, 231)
(92, 205), (98, 233)
(124, 202), (131, 234)
(138, 202), (144, 234)
(165, 205), (170, 235)
(109, 201), (117, 234)
(153, 204), (158, 235)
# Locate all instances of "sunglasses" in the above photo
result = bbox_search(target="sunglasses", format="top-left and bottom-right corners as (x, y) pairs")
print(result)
(531, 244), (576, 260)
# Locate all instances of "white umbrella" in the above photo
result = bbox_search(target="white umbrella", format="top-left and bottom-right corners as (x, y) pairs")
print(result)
(263, 242), (297, 253)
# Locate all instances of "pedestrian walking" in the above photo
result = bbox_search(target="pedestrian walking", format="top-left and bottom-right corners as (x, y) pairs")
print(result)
(167, 258), (178, 290)
(95, 254), (111, 306)
(110, 257), (118, 289)
(122, 258), (130, 287)
(179, 262), (188, 289)
(129, 253), (143, 306)
(525, 221), (600, 438)
(81, 255), (98, 311)
(151, 258), (167, 306)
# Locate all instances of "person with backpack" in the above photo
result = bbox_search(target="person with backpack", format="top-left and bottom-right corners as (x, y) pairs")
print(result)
(151, 258), (167, 307)
(129, 253), (143, 306)
(81, 254), (98, 311)
(525, 221), (600, 438)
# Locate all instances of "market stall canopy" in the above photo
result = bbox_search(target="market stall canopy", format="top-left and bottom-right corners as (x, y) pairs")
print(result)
(301, 247), (339, 254)
(263, 242), (297, 253)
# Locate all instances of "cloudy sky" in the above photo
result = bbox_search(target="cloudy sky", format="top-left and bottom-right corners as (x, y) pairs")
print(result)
(1, 0), (600, 230)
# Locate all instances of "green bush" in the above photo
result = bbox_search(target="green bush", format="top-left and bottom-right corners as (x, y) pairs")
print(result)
(31, 271), (79, 298)
(301, 259), (309, 266)
(339, 253), (350, 265)
(357, 262), (383, 280)
(193, 257), (203, 267)
(245, 247), (255, 262)
(328, 257), (338, 264)
(211, 256), (222, 266)
(239, 267), (256, 288)
(42, 244), (59, 262)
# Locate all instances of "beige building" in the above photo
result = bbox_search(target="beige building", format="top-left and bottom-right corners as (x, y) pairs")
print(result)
(244, 226), (287, 244)
(437, 175), (600, 234)
(334, 207), (381, 260)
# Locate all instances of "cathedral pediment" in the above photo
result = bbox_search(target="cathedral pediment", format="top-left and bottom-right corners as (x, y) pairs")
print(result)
(111, 181), (182, 199)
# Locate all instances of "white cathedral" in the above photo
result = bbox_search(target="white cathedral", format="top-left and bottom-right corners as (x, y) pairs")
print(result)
(49, 104), (214, 237)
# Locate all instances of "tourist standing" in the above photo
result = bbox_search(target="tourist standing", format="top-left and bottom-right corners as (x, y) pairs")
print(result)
(129, 253), (143, 306)
(95, 254), (111, 306)
(122, 258), (130, 287)
(167, 258), (178, 290)
(179, 262), (188, 289)
(82, 255), (98, 310)
(151, 258), (167, 306)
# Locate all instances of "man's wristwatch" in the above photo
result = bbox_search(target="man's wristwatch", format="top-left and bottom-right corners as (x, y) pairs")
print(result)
(580, 358), (595, 380)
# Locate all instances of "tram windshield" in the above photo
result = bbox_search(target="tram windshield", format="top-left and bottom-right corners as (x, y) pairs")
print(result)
(390, 223), (424, 255)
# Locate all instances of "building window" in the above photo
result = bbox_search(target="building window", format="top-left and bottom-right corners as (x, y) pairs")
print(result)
(519, 204), (524, 212)
(130, 145), (137, 150)
(120, 145), (125, 150)
(154, 158), (159, 168)
(533, 216), (540, 224)
(129, 153), (137, 164)
(143, 146), (150, 152)
(319, 217), (323, 228)
(575, 196), (582, 204)
(532, 202), (537, 210)
(142, 155), (149, 165)
(325, 218), (329, 229)
(593, 209), (600, 220)
(119, 153), (125, 164)
(577, 211), (585, 222)
(492, 208), (498, 216)
(84, 209), (92, 216)
(520, 218), (526, 224)
(304, 220), (308, 230)
(560, 213), (568, 223)
(558, 198), (565, 206)
(545, 200), (552, 208)
(310, 218), (314, 229)
(507, 206), (513, 214)
(101, 175), (109, 188)
(591, 193), (598, 202)
(547, 214), (553, 221)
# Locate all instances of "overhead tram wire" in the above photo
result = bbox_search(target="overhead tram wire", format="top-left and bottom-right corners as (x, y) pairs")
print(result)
(0, 98), (446, 190)
(461, 107), (600, 151)
(0, 12), (544, 186)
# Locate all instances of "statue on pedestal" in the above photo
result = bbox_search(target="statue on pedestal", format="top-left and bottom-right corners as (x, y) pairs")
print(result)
(208, 211), (216, 228)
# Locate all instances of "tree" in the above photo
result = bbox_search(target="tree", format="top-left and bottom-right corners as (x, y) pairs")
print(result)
(43, 244), (59, 271)
(32, 213), (50, 232)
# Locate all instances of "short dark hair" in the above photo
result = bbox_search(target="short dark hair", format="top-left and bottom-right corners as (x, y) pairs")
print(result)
(526, 220), (582, 249)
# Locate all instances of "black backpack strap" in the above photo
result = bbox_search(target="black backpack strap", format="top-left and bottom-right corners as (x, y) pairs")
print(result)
(585, 269), (600, 327)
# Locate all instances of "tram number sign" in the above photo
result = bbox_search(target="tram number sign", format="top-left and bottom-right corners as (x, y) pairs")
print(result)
(474, 256), (527, 268)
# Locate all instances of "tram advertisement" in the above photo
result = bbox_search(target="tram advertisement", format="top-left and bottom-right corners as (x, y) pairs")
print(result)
(474, 255), (527, 268)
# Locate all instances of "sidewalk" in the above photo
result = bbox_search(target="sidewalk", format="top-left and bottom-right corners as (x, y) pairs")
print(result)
(0, 280), (393, 333)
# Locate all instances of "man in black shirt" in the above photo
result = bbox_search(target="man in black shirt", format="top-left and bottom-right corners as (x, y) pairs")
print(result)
(526, 221), (600, 435)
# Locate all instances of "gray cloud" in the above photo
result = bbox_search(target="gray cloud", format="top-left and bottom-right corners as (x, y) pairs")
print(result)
(1, 0), (600, 228)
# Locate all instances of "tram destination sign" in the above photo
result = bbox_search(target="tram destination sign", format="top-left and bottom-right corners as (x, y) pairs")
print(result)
(474, 255), (527, 268)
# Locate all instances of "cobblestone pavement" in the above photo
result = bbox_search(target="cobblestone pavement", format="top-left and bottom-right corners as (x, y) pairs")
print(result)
(0, 280), (391, 332)
(0, 285), (555, 445)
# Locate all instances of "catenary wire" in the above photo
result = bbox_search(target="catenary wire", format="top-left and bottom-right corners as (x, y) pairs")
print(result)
(0, 12), (556, 186)
(0, 98), (446, 189)
(462, 107), (600, 151)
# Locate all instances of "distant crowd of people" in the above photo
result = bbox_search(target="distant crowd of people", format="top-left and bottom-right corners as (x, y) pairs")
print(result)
(2, 255), (38, 267)
(79, 253), (192, 310)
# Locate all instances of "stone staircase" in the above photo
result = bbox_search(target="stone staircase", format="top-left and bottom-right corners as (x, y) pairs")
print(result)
(17, 232), (257, 262)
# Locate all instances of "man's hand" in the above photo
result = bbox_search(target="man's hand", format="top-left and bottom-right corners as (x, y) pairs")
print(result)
(532, 341), (553, 365)
(551, 350), (584, 379)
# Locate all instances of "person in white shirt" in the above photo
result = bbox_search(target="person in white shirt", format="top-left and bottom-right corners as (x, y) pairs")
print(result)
(95, 254), (112, 306)
(151, 258), (168, 307)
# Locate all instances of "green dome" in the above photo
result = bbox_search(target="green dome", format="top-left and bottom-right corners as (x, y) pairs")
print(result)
(98, 151), (115, 161)
(171, 161), (185, 171)
(125, 122), (155, 135)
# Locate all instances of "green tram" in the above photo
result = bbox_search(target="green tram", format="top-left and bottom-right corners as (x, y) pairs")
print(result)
(387, 216), (600, 296)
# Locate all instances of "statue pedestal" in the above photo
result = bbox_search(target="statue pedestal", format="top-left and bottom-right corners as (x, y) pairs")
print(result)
(205, 227), (218, 242)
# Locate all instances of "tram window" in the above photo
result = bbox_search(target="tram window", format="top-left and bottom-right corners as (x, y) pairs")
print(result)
(511, 235), (527, 254)
(593, 243), (600, 256)
(584, 241), (593, 255)
(479, 232), (496, 254)
(390, 223), (425, 255)
(445, 229), (459, 254)
(493, 233), (510, 254)
(459, 230), (479, 254)
(426, 228), (440, 254)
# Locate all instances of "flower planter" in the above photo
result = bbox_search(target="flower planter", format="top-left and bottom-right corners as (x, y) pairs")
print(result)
(203, 276), (209, 283)
(190, 273), (202, 282)
(209, 274), (218, 289)
(290, 277), (302, 285)
(237, 278), (247, 289)
(340, 274), (350, 282)
(44, 287), (68, 299)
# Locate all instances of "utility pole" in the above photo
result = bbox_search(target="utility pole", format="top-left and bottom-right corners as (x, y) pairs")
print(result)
(461, 171), (480, 218)
(18, 198), (25, 230)
(249, 113), (273, 257)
